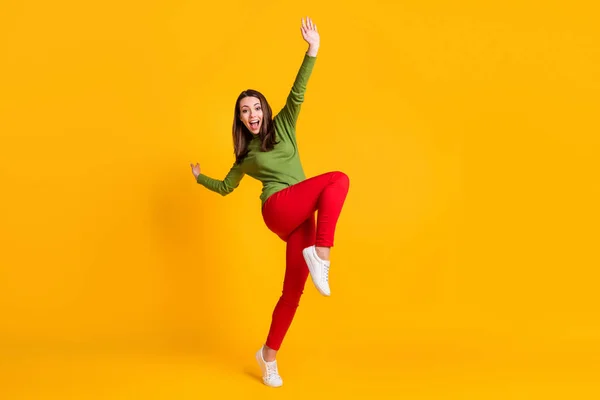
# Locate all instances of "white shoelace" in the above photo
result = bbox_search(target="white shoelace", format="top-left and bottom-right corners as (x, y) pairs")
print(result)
(323, 263), (330, 283)
(265, 361), (280, 379)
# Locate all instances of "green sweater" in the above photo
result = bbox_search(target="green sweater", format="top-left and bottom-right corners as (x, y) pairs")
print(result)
(196, 54), (316, 205)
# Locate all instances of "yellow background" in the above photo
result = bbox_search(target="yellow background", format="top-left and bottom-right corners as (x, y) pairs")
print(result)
(1, 0), (599, 398)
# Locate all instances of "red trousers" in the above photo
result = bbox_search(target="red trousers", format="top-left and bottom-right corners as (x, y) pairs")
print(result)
(261, 171), (350, 350)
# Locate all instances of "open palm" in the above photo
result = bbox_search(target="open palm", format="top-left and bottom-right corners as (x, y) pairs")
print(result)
(301, 17), (320, 48)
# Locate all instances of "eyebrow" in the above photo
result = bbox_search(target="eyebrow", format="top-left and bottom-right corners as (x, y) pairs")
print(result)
(241, 103), (261, 108)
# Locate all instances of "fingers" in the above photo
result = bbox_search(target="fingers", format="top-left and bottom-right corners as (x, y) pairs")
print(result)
(301, 16), (316, 31)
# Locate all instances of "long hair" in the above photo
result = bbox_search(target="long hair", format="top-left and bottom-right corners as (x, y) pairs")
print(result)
(232, 89), (278, 164)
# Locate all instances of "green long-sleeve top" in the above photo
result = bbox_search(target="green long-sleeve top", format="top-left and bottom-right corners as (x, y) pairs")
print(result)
(196, 54), (316, 205)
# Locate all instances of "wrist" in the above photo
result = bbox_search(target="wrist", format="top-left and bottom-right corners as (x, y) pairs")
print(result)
(307, 44), (319, 57)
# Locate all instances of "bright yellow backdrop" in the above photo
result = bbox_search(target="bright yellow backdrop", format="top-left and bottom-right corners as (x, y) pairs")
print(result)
(1, 0), (599, 398)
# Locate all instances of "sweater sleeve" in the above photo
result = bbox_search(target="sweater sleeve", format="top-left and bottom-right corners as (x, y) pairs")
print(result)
(276, 54), (317, 133)
(196, 162), (245, 196)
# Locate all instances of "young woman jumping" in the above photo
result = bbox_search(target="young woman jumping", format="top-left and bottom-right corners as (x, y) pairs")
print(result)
(191, 16), (349, 387)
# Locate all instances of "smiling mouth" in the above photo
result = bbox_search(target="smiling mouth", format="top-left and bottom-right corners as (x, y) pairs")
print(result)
(250, 121), (260, 130)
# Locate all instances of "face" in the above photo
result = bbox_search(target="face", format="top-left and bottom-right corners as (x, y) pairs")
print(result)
(239, 96), (263, 135)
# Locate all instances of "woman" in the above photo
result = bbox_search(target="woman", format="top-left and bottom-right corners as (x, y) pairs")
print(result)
(190, 16), (349, 387)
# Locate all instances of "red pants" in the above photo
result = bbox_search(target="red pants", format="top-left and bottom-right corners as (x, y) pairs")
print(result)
(261, 171), (350, 350)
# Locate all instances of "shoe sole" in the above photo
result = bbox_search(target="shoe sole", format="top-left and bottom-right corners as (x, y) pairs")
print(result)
(302, 247), (331, 296)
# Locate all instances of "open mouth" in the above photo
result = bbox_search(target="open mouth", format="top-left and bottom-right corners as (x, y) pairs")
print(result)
(250, 120), (260, 130)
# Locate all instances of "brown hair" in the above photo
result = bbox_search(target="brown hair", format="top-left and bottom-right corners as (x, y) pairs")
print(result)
(232, 89), (279, 164)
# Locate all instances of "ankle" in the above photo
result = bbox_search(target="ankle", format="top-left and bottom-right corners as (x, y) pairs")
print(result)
(263, 345), (277, 362)
(315, 246), (331, 261)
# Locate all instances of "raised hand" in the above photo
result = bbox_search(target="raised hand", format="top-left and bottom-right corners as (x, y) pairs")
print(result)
(301, 16), (320, 56)
(190, 162), (201, 179)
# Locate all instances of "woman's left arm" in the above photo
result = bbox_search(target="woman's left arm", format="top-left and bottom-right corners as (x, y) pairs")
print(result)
(276, 17), (320, 130)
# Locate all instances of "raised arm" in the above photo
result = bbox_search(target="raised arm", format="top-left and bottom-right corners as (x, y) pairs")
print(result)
(192, 162), (245, 196)
(277, 17), (320, 128)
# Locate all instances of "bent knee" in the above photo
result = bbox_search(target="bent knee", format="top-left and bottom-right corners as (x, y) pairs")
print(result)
(331, 171), (350, 188)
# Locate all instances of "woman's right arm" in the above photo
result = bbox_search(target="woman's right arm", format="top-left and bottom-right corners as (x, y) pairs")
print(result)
(191, 162), (245, 196)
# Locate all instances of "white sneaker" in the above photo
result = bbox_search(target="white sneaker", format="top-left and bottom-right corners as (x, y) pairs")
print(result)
(302, 245), (331, 296)
(255, 346), (283, 388)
